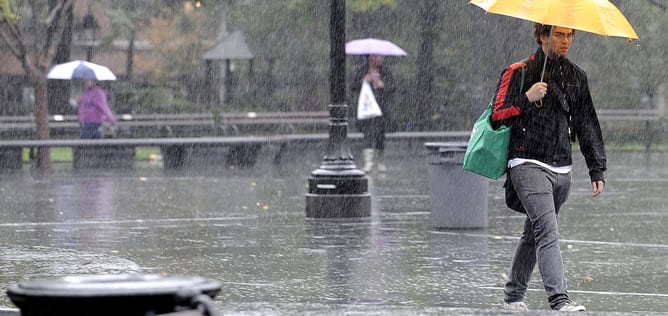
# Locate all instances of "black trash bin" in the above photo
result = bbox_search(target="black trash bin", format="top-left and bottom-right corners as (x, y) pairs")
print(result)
(425, 142), (488, 229)
(6, 274), (221, 316)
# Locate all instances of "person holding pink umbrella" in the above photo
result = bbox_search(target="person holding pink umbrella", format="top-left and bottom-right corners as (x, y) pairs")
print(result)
(346, 38), (405, 173)
(350, 54), (396, 173)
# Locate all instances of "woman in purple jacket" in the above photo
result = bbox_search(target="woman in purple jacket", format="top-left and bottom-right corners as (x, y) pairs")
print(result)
(78, 79), (116, 139)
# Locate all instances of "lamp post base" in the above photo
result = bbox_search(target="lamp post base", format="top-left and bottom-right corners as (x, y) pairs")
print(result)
(304, 100), (371, 218)
(305, 162), (371, 218)
(306, 191), (370, 218)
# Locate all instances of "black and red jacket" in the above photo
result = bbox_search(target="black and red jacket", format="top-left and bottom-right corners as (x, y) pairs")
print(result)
(491, 48), (607, 182)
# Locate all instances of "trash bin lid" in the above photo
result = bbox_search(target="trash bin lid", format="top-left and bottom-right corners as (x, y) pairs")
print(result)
(7, 274), (222, 316)
(7, 274), (221, 298)
(424, 141), (468, 152)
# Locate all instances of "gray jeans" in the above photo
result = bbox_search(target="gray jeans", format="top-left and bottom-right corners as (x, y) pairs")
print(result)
(503, 163), (572, 310)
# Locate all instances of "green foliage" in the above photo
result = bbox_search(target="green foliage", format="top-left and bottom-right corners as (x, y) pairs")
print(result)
(22, 147), (162, 162)
(0, 0), (17, 23)
(113, 82), (197, 114)
(176, 12), (197, 33)
(220, 0), (329, 112)
(106, 10), (135, 37)
(23, 147), (71, 162)
(575, 1), (667, 110)
(18, 0), (659, 132)
(174, 0), (661, 131)
(348, 0), (398, 12)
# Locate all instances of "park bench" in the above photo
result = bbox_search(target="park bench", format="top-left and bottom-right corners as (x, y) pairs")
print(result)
(115, 111), (331, 137)
(596, 109), (664, 149)
(0, 111), (331, 139)
(0, 108), (661, 170)
(597, 109), (661, 121)
(0, 131), (471, 171)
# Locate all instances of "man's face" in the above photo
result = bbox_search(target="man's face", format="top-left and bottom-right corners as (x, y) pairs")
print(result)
(542, 26), (575, 58)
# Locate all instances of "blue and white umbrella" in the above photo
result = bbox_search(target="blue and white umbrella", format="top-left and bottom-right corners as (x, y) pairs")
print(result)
(47, 60), (117, 81)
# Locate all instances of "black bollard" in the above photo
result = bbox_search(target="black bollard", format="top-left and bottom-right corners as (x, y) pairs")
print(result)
(6, 274), (221, 316)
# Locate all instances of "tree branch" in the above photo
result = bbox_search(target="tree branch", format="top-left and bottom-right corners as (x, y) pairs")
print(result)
(44, 1), (63, 25)
(0, 27), (21, 57)
(1, 18), (28, 62)
(43, 1), (65, 53)
(5, 14), (23, 43)
(45, 0), (73, 60)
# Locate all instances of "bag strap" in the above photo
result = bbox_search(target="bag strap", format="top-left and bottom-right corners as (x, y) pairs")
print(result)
(517, 58), (529, 93)
(489, 58), (529, 118)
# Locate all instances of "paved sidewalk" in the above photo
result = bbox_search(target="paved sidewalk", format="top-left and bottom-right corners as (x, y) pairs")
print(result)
(0, 149), (666, 314)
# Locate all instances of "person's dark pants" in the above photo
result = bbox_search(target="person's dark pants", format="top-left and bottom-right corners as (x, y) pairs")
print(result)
(359, 117), (386, 151)
(80, 122), (102, 139)
(503, 163), (572, 310)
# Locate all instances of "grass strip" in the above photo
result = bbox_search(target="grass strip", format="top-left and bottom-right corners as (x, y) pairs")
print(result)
(21, 146), (162, 162)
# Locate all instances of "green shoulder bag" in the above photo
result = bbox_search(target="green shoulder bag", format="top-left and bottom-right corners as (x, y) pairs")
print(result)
(463, 63), (525, 180)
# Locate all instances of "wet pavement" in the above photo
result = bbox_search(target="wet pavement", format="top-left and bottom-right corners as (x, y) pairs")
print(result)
(0, 145), (666, 315)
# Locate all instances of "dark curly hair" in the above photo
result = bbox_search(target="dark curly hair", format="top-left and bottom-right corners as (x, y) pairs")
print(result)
(533, 23), (552, 45)
(533, 23), (576, 45)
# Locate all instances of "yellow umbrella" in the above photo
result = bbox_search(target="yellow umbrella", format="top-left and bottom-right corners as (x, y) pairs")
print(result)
(470, 0), (639, 39)
(470, 0), (639, 81)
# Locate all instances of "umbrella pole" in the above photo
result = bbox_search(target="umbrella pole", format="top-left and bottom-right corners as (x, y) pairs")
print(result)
(540, 26), (552, 82)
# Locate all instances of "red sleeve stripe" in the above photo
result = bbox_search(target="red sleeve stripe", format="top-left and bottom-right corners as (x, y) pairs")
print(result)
(491, 62), (524, 122)
(492, 105), (521, 121)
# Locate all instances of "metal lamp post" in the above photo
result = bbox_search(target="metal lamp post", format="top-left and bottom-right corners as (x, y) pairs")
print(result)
(80, 10), (98, 61)
(305, 0), (370, 218)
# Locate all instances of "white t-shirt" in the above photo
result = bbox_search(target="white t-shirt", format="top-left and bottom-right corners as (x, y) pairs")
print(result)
(508, 158), (572, 174)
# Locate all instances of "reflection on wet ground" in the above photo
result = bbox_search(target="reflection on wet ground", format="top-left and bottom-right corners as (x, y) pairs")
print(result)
(0, 148), (666, 315)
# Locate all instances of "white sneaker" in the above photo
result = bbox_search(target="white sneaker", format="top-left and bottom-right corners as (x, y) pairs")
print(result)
(558, 301), (586, 312)
(503, 301), (529, 311)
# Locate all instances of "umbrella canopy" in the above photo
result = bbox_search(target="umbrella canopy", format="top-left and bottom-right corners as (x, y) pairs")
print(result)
(470, 0), (639, 39)
(47, 60), (117, 81)
(470, 0), (639, 81)
(345, 38), (408, 56)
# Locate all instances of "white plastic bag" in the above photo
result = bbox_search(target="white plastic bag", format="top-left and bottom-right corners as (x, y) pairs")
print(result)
(356, 81), (383, 120)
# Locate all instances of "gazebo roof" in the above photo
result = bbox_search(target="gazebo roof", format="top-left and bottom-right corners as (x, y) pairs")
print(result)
(202, 31), (254, 60)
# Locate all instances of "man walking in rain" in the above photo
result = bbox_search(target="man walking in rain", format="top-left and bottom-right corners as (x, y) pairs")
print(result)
(491, 23), (607, 312)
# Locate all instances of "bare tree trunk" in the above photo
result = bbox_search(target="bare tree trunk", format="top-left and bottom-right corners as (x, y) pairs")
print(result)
(265, 58), (275, 110)
(28, 69), (52, 174)
(126, 30), (135, 81)
(48, 2), (73, 114)
(0, 0), (74, 175)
